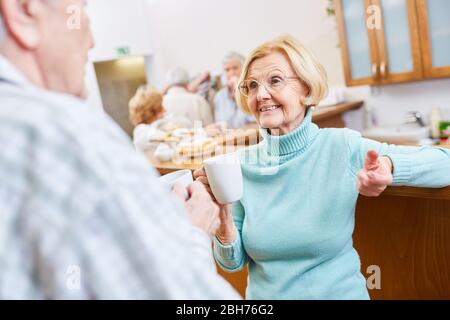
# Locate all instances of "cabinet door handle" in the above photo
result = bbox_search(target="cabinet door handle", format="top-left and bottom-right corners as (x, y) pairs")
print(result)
(372, 63), (378, 78)
(380, 62), (387, 78)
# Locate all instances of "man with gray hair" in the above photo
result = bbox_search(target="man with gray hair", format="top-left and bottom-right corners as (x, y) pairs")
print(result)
(0, 0), (239, 299)
(163, 66), (213, 126)
(214, 51), (255, 128)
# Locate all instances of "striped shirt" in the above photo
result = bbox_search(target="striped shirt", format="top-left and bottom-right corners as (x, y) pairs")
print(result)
(0, 55), (240, 299)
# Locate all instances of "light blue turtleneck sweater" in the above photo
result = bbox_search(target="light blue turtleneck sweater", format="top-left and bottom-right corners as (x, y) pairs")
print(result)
(214, 108), (450, 300)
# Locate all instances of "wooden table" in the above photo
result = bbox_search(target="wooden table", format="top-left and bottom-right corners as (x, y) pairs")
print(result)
(146, 101), (365, 174)
(145, 128), (260, 175)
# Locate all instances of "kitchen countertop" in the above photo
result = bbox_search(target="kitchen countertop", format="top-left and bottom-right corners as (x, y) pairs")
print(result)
(313, 100), (364, 121)
(384, 185), (450, 201)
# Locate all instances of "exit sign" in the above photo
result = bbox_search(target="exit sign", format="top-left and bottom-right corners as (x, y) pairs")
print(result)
(116, 47), (130, 56)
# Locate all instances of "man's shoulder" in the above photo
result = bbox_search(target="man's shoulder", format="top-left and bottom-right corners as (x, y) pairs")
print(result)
(0, 84), (129, 153)
(0, 84), (88, 123)
(0, 86), (81, 140)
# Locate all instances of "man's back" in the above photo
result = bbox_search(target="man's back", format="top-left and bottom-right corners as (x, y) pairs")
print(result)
(163, 87), (213, 125)
(0, 58), (239, 299)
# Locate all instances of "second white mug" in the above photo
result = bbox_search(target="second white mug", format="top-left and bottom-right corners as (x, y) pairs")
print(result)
(159, 169), (193, 200)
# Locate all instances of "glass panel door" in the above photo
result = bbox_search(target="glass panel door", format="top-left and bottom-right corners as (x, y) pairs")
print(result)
(341, 0), (374, 79)
(426, 0), (450, 68)
(380, 0), (414, 74)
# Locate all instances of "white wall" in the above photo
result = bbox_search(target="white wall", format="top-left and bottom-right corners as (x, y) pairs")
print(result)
(84, 0), (154, 110)
(88, 0), (152, 62)
(143, 0), (450, 126)
(145, 0), (343, 87)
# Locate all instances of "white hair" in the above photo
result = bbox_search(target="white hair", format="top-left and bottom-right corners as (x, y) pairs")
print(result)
(222, 51), (245, 67)
(165, 67), (190, 87)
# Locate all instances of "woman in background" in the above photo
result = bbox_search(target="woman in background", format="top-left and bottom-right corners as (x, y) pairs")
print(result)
(129, 86), (223, 151)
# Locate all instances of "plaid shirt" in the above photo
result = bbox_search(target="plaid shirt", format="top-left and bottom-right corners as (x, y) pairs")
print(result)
(0, 56), (240, 299)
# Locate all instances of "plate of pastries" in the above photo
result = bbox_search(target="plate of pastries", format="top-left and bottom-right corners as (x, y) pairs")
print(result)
(176, 137), (219, 158)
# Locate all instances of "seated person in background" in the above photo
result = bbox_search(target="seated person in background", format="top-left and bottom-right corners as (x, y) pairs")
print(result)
(162, 71), (217, 112)
(214, 52), (255, 129)
(129, 85), (223, 151)
(163, 67), (214, 127)
(187, 71), (216, 107)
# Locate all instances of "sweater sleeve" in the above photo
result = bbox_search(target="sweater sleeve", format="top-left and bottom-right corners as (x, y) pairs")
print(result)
(346, 129), (450, 188)
(213, 201), (249, 272)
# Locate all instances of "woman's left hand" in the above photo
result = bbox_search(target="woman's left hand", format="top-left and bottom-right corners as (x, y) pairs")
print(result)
(357, 150), (394, 197)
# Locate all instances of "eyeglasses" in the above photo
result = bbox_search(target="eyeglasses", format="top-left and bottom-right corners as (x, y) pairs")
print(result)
(238, 75), (300, 97)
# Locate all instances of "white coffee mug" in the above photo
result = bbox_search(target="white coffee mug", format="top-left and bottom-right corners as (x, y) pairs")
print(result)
(159, 169), (193, 200)
(203, 152), (243, 205)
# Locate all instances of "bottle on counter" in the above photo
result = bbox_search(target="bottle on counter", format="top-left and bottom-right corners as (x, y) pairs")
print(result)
(430, 107), (442, 139)
(364, 104), (378, 129)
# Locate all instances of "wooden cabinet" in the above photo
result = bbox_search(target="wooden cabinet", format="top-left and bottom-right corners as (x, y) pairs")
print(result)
(335, 0), (450, 86)
(416, 0), (450, 79)
(335, 0), (378, 86)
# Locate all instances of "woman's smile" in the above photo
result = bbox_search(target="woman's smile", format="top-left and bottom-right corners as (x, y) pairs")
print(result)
(259, 104), (282, 113)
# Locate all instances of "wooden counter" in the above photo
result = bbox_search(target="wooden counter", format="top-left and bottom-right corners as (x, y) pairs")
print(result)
(313, 100), (364, 128)
(217, 189), (450, 300)
(384, 185), (450, 201)
(354, 193), (450, 300)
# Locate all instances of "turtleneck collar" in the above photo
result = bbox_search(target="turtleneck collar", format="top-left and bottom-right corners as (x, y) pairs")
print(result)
(259, 107), (319, 158)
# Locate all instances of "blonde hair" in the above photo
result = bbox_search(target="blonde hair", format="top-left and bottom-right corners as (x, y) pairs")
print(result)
(236, 34), (328, 114)
(129, 85), (164, 126)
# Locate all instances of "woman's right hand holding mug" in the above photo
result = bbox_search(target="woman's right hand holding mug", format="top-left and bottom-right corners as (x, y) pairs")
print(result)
(193, 167), (237, 245)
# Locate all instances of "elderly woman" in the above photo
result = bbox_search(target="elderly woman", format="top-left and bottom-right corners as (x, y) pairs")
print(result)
(129, 85), (172, 151)
(194, 34), (450, 300)
(129, 85), (223, 151)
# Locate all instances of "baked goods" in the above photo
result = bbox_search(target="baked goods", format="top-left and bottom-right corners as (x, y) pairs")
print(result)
(176, 138), (218, 158)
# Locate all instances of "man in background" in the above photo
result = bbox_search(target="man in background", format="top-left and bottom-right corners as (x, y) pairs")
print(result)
(0, 0), (239, 299)
(214, 51), (255, 129)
